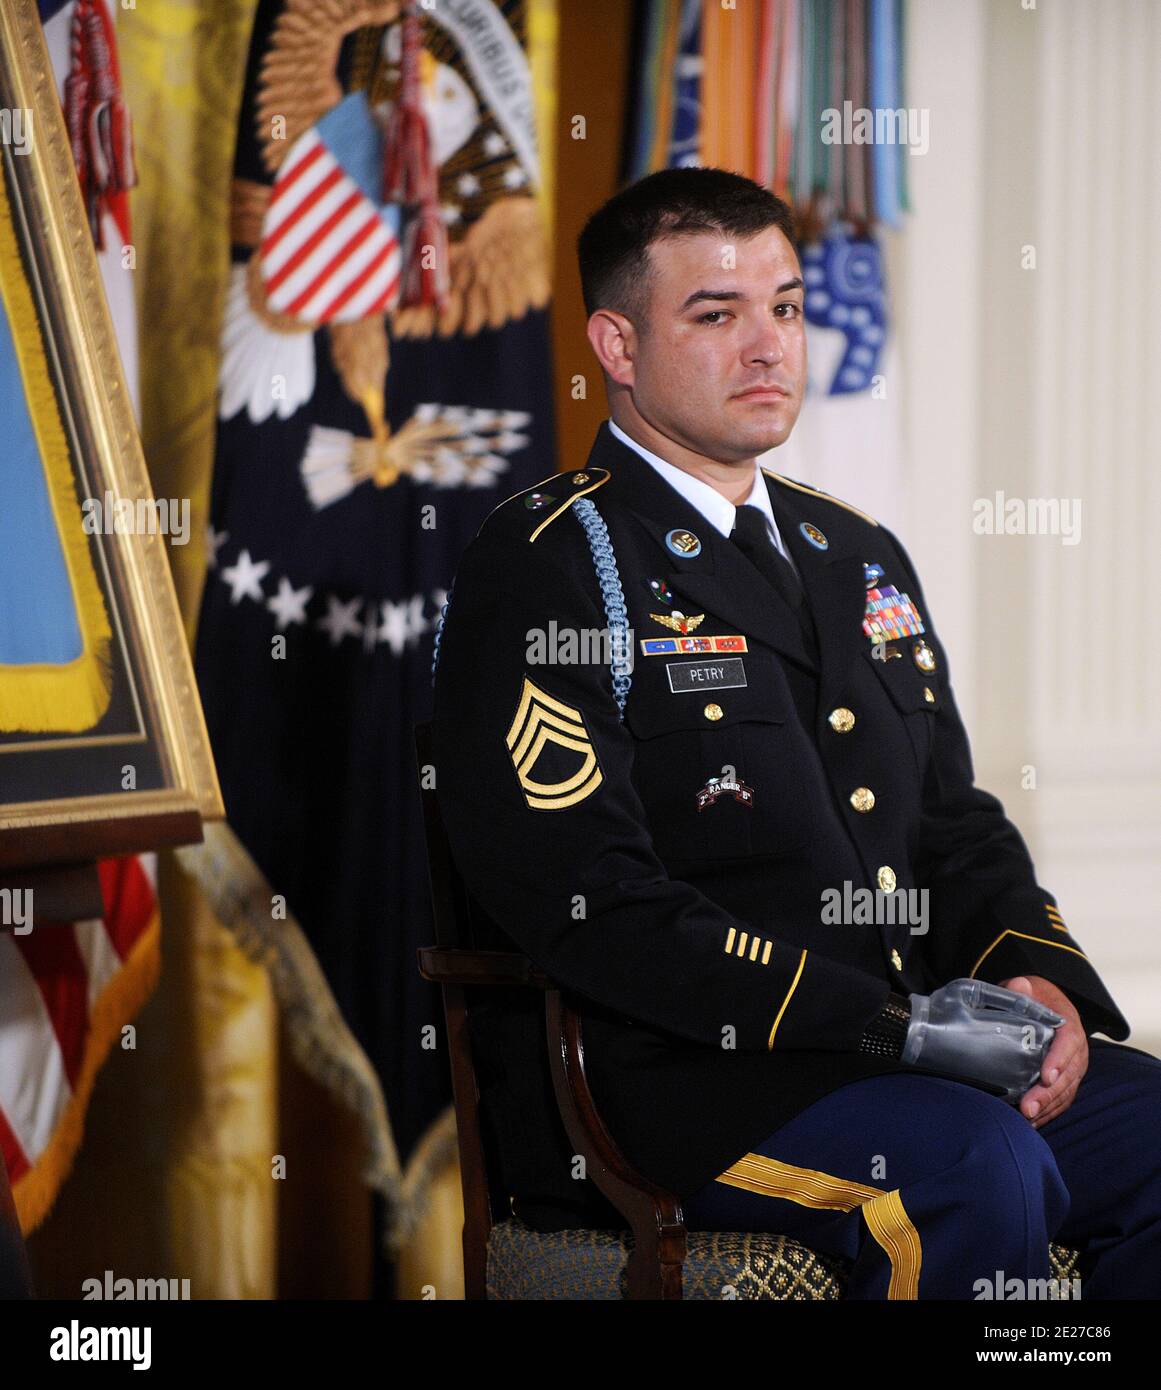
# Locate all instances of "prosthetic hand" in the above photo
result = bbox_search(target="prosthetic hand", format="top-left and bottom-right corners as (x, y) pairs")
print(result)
(860, 978), (1065, 1104)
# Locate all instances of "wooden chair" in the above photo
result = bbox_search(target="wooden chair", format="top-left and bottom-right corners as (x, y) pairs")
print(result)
(412, 722), (1082, 1300)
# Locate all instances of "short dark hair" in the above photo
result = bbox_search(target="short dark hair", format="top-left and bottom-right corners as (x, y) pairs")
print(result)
(576, 167), (798, 334)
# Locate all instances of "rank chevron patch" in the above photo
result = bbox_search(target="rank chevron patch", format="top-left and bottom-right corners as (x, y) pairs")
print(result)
(505, 676), (603, 811)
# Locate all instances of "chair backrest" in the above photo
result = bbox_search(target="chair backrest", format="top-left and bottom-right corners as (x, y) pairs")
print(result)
(413, 720), (510, 1298)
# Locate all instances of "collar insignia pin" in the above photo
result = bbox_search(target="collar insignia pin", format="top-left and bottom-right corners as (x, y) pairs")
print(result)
(912, 639), (937, 673)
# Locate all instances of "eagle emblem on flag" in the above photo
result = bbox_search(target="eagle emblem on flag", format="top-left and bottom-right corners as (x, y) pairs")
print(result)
(219, 0), (547, 502)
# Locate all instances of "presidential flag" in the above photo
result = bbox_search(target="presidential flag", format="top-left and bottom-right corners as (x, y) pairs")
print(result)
(193, 0), (557, 1241)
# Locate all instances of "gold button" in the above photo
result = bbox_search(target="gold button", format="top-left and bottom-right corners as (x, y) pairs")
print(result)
(850, 786), (875, 813)
(704, 703), (724, 721)
(923, 686), (935, 704)
(877, 865), (897, 893)
(572, 472), (590, 484)
(890, 949), (903, 971)
(828, 707), (856, 733)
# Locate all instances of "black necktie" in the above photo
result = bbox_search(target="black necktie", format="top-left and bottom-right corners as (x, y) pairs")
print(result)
(730, 504), (818, 660)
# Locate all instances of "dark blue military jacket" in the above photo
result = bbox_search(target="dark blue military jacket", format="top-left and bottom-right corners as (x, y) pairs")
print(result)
(432, 421), (1130, 1229)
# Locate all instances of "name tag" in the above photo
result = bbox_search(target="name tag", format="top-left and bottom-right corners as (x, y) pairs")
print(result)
(666, 658), (748, 694)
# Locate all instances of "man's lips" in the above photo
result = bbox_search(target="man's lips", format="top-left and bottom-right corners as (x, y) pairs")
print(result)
(733, 386), (788, 400)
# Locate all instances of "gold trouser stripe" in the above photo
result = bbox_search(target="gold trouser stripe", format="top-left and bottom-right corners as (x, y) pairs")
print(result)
(862, 1189), (922, 1299)
(716, 1153), (884, 1208)
(766, 948), (807, 1049)
(969, 928), (1089, 979)
(714, 1153), (923, 1299)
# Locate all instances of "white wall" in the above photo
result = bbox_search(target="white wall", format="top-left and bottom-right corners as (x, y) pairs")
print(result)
(900, 0), (1161, 1048)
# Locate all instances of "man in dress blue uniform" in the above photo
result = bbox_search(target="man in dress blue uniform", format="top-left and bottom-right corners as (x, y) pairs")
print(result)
(431, 167), (1161, 1298)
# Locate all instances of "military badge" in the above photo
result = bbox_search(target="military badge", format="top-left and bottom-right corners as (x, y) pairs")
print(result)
(650, 611), (704, 634)
(524, 492), (554, 510)
(800, 521), (828, 550)
(912, 639), (937, 672)
(696, 775), (755, 810)
(648, 577), (675, 604)
(863, 585), (926, 644)
(505, 677), (602, 811)
(863, 561), (885, 588)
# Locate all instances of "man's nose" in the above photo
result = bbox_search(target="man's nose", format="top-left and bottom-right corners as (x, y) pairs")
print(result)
(743, 318), (787, 365)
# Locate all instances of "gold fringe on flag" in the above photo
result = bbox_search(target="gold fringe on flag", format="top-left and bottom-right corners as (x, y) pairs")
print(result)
(14, 910), (160, 1233)
(0, 162), (113, 735)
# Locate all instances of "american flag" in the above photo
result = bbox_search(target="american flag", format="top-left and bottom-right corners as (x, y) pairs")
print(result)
(259, 93), (402, 325)
(0, 857), (159, 1230)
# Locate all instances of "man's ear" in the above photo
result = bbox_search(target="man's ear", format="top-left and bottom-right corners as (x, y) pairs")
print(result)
(586, 309), (635, 389)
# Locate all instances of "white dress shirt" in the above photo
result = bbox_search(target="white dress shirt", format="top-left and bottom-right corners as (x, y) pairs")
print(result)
(607, 417), (797, 572)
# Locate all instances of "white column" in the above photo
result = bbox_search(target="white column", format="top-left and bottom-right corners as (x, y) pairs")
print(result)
(904, 0), (1161, 1045)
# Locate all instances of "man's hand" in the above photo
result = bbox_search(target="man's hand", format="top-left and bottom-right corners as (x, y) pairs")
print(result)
(1000, 975), (1088, 1128)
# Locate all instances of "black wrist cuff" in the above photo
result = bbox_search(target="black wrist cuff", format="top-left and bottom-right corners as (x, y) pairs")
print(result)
(859, 992), (912, 1059)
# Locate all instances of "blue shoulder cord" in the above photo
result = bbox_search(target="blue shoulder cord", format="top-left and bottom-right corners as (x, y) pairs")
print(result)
(572, 497), (632, 719)
(431, 498), (632, 720)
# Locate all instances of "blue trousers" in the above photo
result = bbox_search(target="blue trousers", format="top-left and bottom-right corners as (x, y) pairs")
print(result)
(682, 1038), (1161, 1299)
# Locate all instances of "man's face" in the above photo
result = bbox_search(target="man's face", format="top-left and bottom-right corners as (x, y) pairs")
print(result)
(621, 226), (807, 463)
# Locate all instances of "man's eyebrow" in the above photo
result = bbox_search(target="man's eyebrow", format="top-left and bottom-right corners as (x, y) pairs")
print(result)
(678, 277), (805, 312)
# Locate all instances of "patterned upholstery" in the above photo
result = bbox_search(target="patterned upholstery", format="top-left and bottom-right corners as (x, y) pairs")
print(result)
(485, 1217), (1083, 1300)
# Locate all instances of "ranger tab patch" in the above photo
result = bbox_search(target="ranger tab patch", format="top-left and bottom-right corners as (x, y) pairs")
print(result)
(697, 775), (755, 810)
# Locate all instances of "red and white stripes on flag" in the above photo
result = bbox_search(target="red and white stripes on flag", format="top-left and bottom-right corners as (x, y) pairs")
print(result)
(259, 127), (402, 324)
(0, 857), (159, 1231)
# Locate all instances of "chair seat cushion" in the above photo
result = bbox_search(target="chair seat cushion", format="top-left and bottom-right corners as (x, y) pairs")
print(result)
(485, 1217), (1082, 1300)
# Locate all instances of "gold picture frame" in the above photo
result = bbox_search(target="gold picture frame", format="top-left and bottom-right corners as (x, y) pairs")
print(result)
(0, 0), (222, 869)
